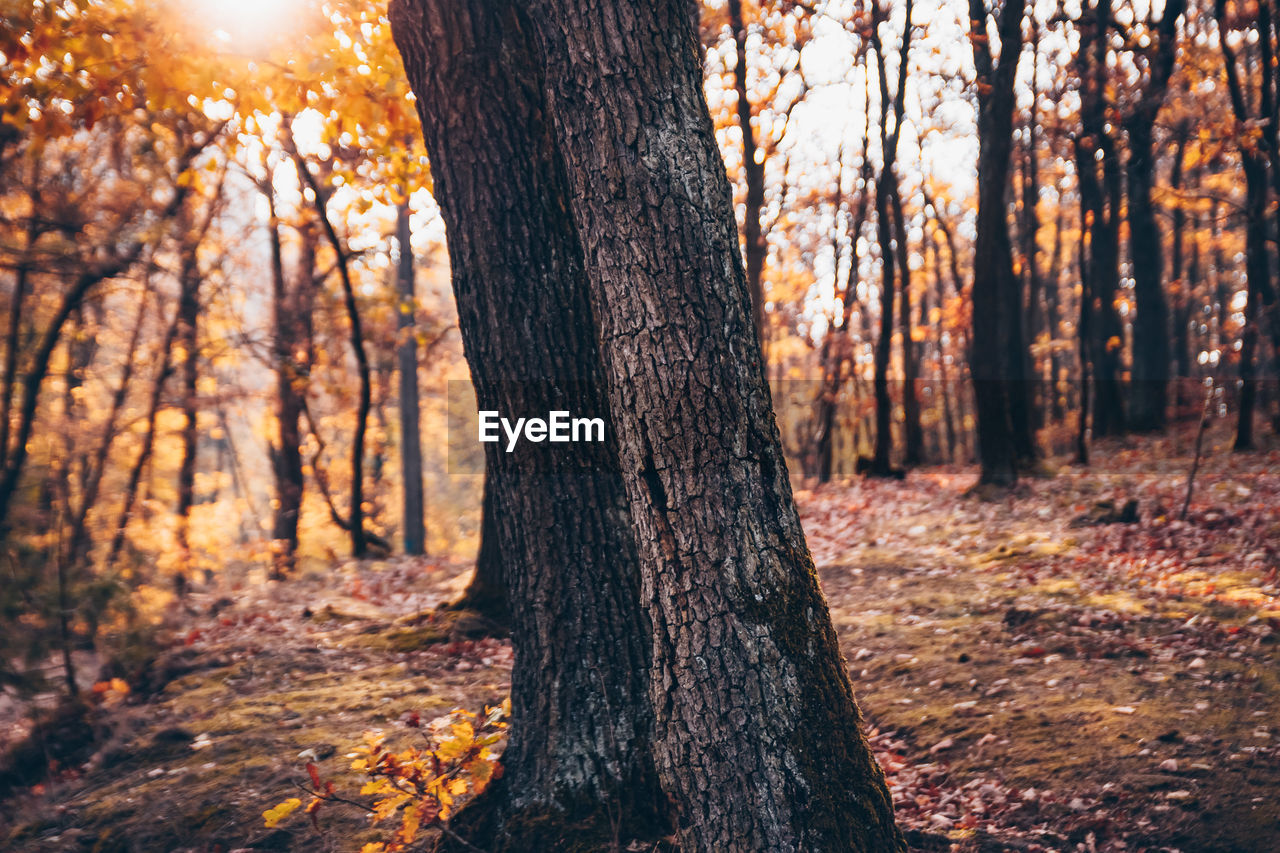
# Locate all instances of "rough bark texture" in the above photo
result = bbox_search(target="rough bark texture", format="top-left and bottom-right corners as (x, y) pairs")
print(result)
(968, 0), (1027, 486)
(395, 201), (427, 556)
(518, 0), (903, 848)
(390, 2), (667, 849)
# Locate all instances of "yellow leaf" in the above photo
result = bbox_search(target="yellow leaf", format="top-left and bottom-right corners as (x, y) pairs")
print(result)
(263, 798), (302, 828)
(372, 792), (411, 821)
(401, 803), (420, 842)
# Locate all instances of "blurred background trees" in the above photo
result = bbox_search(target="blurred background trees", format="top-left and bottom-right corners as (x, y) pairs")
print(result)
(4, 0), (1280, 699)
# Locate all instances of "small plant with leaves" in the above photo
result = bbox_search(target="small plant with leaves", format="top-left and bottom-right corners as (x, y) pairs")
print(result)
(263, 699), (509, 851)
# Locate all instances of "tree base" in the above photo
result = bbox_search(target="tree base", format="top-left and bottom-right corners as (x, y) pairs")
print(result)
(435, 777), (674, 853)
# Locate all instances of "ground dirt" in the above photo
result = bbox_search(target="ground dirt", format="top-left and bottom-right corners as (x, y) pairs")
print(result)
(2, 425), (1278, 852)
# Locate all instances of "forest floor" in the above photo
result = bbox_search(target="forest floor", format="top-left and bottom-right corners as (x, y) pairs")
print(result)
(2, 423), (1279, 853)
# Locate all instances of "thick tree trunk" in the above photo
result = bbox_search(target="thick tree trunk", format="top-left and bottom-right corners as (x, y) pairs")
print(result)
(395, 201), (426, 556)
(391, 2), (667, 848)
(520, 0), (903, 848)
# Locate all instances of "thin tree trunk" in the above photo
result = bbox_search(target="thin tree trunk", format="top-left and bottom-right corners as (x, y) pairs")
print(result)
(728, 0), (768, 364)
(286, 139), (372, 557)
(969, 0), (1027, 486)
(0, 140), (201, 535)
(1217, 0), (1269, 450)
(893, 184), (923, 465)
(395, 201), (426, 556)
(105, 304), (182, 571)
(1169, 131), (1192, 413)
(869, 0), (913, 476)
(264, 182), (309, 579)
(1022, 19), (1043, 431)
(442, 467), (507, 624)
(174, 231), (200, 590)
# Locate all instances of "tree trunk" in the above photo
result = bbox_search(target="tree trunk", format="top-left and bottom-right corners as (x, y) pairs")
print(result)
(519, 0), (904, 848)
(1235, 160), (1266, 451)
(1216, 0), (1270, 450)
(727, 0), (768, 364)
(264, 184), (309, 580)
(1169, 132), (1192, 413)
(872, 169), (896, 475)
(174, 231), (201, 589)
(894, 184), (924, 466)
(1021, 19), (1043, 432)
(288, 140), (372, 557)
(968, 0), (1027, 486)
(391, 2), (668, 848)
(395, 201), (426, 556)
(869, 0), (913, 476)
(442, 465), (508, 625)
(1076, 0), (1126, 437)
(1123, 0), (1184, 431)
(106, 304), (182, 571)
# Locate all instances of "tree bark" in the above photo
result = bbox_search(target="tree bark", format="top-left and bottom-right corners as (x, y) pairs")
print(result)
(893, 184), (924, 465)
(264, 183), (310, 580)
(391, 1), (667, 848)
(1169, 131), (1192, 413)
(174, 224), (201, 587)
(395, 201), (427, 556)
(869, 0), (913, 476)
(1123, 0), (1184, 431)
(442, 464), (508, 625)
(518, 0), (903, 848)
(1076, 0), (1127, 437)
